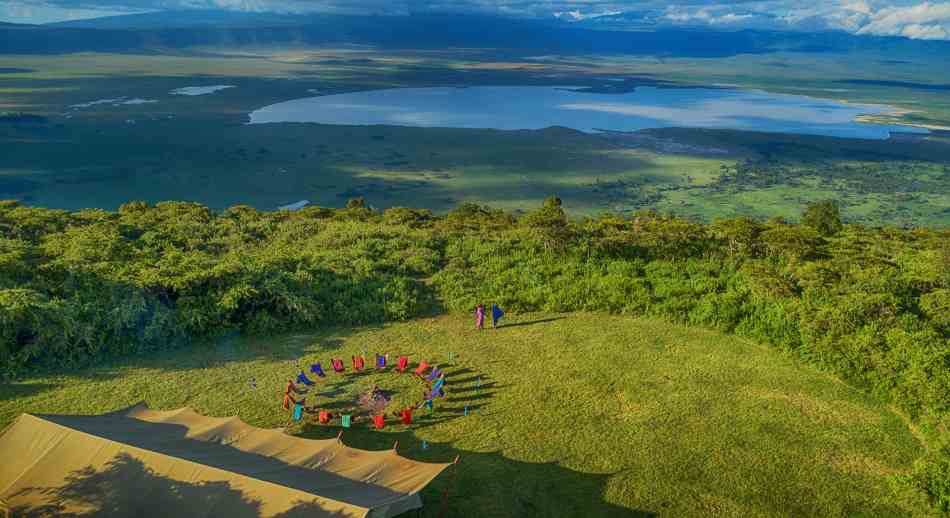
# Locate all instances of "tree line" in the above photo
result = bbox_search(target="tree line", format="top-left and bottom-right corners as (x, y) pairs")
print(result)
(0, 197), (947, 511)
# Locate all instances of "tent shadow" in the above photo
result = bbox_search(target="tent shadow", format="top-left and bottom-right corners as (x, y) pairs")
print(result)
(296, 427), (654, 518)
(7, 440), (653, 518)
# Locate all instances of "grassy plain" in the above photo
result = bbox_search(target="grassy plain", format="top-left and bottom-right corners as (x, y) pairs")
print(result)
(0, 313), (934, 517)
(1, 47), (949, 225)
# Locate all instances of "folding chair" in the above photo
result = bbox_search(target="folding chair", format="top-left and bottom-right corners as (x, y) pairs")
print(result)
(375, 354), (387, 370)
(397, 356), (409, 372)
(373, 415), (385, 430)
(352, 355), (365, 371)
(331, 359), (345, 373)
(310, 363), (326, 378)
(319, 410), (332, 424)
(431, 376), (446, 395)
(425, 367), (442, 382)
(296, 372), (315, 386)
(414, 360), (430, 377)
(341, 414), (352, 428)
(400, 408), (413, 425)
(292, 402), (304, 421)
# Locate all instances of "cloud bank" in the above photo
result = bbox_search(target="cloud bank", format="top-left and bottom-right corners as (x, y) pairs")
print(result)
(659, 1), (950, 40)
(2, 0), (949, 42)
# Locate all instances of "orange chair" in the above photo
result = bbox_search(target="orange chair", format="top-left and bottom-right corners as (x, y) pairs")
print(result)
(413, 360), (430, 377)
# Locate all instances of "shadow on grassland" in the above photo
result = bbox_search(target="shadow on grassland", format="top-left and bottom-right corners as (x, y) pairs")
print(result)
(7, 453), (353, 518)
(299, 426), (654, 518)
(8, 441), (654, 518)
(9, 264), (442, 382)
(494, 316), (565, 329)
(0, 382), (57, 403)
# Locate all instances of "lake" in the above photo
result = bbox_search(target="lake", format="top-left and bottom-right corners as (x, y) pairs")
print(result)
(248, 85), (926, 140)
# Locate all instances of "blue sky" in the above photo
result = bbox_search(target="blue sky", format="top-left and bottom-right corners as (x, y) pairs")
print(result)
(2, 0), (949, 41)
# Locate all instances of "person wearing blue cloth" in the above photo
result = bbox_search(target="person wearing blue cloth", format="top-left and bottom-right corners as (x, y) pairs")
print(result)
(491, 303), (504, 328)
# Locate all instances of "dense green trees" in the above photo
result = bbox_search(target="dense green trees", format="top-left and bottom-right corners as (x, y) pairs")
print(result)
(0, 198), (948, 510)
(802, 199), (844, 236)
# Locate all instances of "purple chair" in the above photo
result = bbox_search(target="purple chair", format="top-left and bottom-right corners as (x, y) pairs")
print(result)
(310, 363), (326, 378)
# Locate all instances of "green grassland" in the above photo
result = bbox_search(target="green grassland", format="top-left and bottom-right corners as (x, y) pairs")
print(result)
(1, 47), (949, 225)
(0, 313), (934, 517)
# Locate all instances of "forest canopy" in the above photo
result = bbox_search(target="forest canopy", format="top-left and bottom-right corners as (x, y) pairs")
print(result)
(0, 198), (948, 510)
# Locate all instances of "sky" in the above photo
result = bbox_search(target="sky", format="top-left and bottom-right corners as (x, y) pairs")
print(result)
(1, 0), (949, 42)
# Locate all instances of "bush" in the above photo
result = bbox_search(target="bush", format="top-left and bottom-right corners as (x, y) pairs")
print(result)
(802, 199), (843, 236)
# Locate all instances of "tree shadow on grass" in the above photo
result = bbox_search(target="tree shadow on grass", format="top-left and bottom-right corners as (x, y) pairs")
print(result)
(0, 382), (58, 403)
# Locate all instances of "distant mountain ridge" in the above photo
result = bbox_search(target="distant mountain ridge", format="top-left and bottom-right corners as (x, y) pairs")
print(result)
(2, 11), (949, 58)
(48, 10), (302, 29)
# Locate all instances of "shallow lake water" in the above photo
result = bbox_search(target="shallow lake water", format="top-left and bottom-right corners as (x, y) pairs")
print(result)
(248, 85), (925, 139)
(171, 85), (235, 96)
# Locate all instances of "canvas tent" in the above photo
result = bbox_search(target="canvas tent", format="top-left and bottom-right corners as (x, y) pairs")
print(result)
(0, 403), (452, 517)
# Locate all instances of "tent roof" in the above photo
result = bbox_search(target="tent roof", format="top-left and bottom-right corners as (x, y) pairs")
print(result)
(0, 403), (451, 518)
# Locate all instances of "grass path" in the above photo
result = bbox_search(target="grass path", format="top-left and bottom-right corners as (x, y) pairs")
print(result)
(0, 313), (932, 517)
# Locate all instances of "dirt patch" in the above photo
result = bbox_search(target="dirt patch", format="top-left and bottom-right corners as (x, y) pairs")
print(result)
(356, 385), (393, 415)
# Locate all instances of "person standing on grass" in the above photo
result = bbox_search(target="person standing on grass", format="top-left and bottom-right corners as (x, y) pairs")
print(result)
(491, 303), (504, 328)
(475, 304), (485, 330)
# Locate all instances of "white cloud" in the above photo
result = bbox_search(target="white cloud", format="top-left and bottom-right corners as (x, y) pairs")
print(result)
(856, 2), (950, 39)
(657, 1), (950, 40)
(0, 0), (148, 23)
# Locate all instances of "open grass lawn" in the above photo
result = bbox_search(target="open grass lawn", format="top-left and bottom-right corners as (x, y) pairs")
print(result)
(0, 313), (933, 517)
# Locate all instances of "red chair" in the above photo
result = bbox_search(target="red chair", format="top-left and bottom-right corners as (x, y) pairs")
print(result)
(331, 359), (345, 373)
(399, 408), (413, 425)
(373, 415), (385, 429)
(352, 355), (365, 371)
(397, 356), (409, 372)
(318, 410), (332, 424)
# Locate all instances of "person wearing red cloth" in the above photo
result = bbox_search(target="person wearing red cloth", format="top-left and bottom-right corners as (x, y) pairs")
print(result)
(282, 379), (303, 410)
(282, 393), (295, 410)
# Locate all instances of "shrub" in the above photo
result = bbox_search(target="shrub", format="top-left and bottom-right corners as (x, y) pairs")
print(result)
(802, 199), (843, 236)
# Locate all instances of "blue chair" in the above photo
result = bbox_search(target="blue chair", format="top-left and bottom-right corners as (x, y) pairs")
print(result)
(297, 372), (315, 386)
(310, 363), (326, 378)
